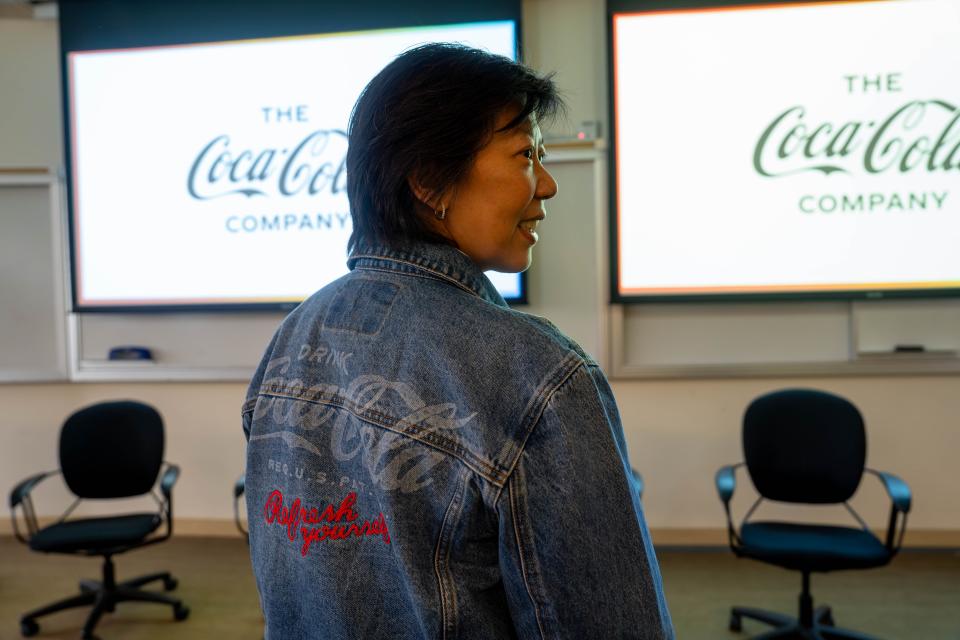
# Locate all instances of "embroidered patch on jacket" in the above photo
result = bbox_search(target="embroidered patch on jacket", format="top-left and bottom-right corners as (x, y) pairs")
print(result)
(263, 489), (391, 556)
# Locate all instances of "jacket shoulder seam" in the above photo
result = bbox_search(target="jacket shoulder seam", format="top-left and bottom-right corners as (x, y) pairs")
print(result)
(492, 353), (586, 507)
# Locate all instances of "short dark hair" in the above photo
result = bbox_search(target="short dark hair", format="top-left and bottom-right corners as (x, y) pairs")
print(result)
(346, 43), (562, 254)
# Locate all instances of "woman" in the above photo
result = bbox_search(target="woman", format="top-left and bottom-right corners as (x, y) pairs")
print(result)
(243, 43), (673, 639)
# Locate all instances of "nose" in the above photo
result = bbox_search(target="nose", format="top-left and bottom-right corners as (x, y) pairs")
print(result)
(535, 162), (558, 201)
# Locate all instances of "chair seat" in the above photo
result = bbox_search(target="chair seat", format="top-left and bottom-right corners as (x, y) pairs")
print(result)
(30, 514), (162, 553)
(739, 521), (891, 572)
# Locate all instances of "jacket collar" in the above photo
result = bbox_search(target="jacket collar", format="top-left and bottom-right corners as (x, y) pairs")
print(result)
(348, 241), (508, 308)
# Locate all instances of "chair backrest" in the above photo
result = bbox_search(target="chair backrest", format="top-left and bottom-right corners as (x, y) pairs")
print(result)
(59, 400), (165, 499)
(743, 389), (865, 504)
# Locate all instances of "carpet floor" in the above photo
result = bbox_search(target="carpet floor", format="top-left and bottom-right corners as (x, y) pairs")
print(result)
(1, 536), (957, 639)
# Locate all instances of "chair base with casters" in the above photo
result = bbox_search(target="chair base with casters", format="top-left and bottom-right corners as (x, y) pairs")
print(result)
(20, 554), (189, 640)
(728, 570), (879, 640)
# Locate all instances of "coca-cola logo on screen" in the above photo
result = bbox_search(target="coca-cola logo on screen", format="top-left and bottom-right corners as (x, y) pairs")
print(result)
(751, 73), (955, 215)
(753, 100), (960, 177)
(184, 105), (351, 234)
(187, 128), (347, 200)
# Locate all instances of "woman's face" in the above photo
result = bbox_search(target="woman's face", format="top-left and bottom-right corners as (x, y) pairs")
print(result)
(436, 110), (558, 273)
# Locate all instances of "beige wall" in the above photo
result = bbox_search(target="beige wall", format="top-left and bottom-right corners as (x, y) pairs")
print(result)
(1, 382), (248, 524)
(523, 0), (607, 137)
(3, 376), (959, 539)
(616, 376), (960, 536)
(2, 4), (959, 541)
(0, 19), (62, 168)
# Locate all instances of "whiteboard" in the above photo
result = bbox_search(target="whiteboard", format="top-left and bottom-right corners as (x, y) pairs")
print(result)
(853, 299), (960, 356)
(70, 311), (284, 381)
(610, 291), (960, 378)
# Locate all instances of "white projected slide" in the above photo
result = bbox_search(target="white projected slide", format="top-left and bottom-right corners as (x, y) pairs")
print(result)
(613, 0), (960, 298)
(68, 21), (520, 307)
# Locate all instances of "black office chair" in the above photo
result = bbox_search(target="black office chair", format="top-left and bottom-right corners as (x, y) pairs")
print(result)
(9, 400), (189, 640)
(716, 388), (911, 640)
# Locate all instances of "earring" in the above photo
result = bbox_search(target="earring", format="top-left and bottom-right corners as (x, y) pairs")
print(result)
(434, 203), (446, 220)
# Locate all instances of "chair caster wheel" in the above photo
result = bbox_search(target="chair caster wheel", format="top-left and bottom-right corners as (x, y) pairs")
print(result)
(729, 612), (742, 632)
(817, 606), (835, 627)
(20, 618), (39, 637)
(174, 603), (190, 621)
(164, 576), (178, 591)
(81, 633), (100, 640)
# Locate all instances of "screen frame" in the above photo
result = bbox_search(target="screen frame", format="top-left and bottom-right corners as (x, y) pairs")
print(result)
(59, 0), (527, 312)
(606, 0), (960, 304)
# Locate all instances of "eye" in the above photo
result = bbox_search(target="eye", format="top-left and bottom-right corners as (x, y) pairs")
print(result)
(521, 148), (546, 163)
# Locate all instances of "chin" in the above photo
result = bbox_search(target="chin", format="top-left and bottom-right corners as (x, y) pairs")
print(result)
(497, 252), (532, 274)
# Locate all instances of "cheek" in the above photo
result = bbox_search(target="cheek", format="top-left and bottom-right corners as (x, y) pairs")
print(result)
(500, 175), (536, 210)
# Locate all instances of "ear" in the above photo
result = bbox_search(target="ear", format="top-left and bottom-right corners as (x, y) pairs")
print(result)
(408, 172), (457, 213)
(407, 174), (439, 210)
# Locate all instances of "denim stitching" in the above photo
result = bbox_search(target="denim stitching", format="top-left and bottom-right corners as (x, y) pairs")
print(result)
(352, 266), (468, 292)
(509, 475), (547, 640)
(442, 505), (460, 640)
(320, 277), (400, 337)
(259, 386), (507, 486)
(434, 468), (465, 640)
(492, 354), (585, 506)
(353, 257), (479, 297)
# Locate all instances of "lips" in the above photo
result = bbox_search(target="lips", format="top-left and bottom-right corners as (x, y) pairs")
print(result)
(518, 215), (543, 244)
(519, 214), (544, 231)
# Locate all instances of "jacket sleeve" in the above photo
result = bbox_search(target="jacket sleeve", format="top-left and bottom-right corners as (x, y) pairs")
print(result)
(496, 362), (674, 639)
(242, 327), (283, 442)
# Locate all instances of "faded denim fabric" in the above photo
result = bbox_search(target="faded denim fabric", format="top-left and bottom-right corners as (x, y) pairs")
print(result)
(242, 240), (674, 639)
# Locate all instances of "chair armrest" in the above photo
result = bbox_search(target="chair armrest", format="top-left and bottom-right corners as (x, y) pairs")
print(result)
(160, 464), (180, 500)
(715, 463), (744, 549)
(715, 464), (742, 504)
(865, 468), (911, 553)
(8, 470), (58, 544)
(630, 468), (644, 501)
(151, 463), (181, 540)
(9, 471), (56, 509)
(234, 475), (248, 539)
(866, 468), (911, 513)
(234, 474), (246, 499)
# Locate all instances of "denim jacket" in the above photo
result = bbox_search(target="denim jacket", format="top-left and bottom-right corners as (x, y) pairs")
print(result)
(242, 241), (674, 639)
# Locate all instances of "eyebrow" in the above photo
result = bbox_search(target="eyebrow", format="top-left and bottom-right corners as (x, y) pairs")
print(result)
(505, 122), (541, 144)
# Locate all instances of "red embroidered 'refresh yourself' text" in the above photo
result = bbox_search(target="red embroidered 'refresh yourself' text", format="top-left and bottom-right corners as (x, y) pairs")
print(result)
(263, 489), (391, 556)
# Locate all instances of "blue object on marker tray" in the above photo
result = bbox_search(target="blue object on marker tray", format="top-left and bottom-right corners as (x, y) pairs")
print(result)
(108, 346), (154, 361)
